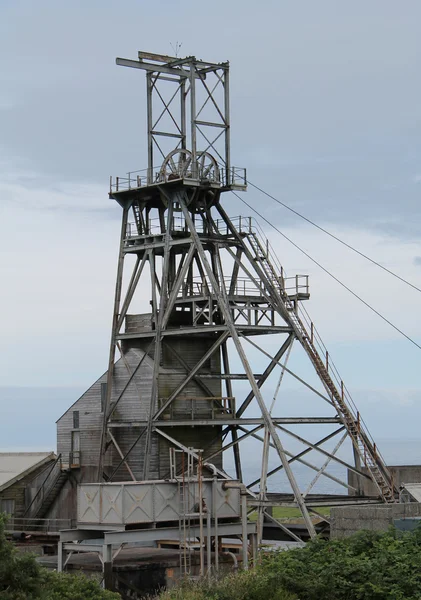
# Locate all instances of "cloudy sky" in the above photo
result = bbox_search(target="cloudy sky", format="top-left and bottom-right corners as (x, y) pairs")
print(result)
(0, 0), (420, 454)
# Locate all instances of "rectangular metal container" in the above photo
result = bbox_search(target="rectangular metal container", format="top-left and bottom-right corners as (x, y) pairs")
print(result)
(77, 479), (240, 526)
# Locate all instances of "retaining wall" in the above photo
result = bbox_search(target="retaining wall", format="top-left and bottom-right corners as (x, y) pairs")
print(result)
(331, 502), (421, 539)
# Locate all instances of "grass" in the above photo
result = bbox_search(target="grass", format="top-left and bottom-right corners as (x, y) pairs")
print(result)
(155, 570), (297, 600)
(248, 506), (331, 520)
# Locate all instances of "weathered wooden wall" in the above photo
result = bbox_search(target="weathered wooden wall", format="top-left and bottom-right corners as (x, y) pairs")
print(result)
(55, 312), (225, 520)
(0, 460), (55, 521)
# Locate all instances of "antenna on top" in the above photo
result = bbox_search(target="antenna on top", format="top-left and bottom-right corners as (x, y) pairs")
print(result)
(170, 41), (182, 58)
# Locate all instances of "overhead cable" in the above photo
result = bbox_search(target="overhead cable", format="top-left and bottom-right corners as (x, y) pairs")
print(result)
(247, 180), (421, 295)
(232, 192), (421, 352)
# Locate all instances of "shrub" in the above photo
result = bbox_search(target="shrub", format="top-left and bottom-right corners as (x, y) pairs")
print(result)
(158, 527), (421, 600)
(260, 527), (421, 600)
(0, 513), (119, 600)
(157, 569), (297, 600)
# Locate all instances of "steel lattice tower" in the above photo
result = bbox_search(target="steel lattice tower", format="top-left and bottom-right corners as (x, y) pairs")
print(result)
(99, 51), (396, 541)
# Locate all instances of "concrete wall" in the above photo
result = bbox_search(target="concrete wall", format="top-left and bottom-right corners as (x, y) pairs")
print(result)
(349, 465), (421, 496)
(331, 502), (421, 539)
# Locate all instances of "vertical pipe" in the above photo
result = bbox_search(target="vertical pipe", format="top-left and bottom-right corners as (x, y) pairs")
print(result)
(224, 66), (231, 187)
(146, 73), (153, 184)
(190, 63), (197, 179)
(252, 533), (257, 564)
(180, 77), (187, 150)
(257, 426), (269, 548)
(241, 493), (248, 570)
(57, 541), (64, 572)
(213, 475), (219, 574)
(198, 455), (204, 577)
(206, 512), (212, 577)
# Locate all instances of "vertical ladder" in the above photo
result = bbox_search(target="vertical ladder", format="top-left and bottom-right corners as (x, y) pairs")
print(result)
(133, 201), (142, 235)
(247, 231), (395, 502)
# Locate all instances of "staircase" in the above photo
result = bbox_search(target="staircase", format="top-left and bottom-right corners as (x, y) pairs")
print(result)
(247, 231), (396, 502)
(133, 201), (142, 235)
(35, 470), (69, 519)
(25, 455), (70, 521)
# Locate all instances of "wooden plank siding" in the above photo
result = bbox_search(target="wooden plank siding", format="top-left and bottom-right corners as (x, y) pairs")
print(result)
(56, 314), (224, 485)
(0, 460), (55, 521)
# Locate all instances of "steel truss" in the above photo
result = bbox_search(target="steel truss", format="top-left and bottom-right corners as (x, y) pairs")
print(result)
(98, 51), (396, 543)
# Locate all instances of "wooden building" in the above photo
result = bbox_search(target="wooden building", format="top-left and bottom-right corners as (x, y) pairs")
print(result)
(0, 452), (56, 524)
(52, 312), (223, 522)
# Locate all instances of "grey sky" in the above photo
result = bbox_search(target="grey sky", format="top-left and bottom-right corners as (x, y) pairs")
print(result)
(1, 0), (420, 230)
(0, 0), (420, 452)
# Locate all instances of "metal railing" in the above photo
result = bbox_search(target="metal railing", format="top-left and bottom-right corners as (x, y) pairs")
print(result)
(24, 454), (63, 518)
(110, 165), (246, 193)
(176, 275), (309, 299)
(247, 218), (391, 481)
(159, 396), (235, 421)
(125, 214), (260, 240)
(5, 517), (72, 534)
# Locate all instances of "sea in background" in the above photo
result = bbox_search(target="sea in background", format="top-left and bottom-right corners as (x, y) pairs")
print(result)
(225, 438), (421, 495)
(0, 387), (419, 497)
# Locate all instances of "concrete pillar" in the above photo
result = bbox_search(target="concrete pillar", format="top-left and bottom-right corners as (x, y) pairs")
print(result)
(57, 541), (65, 573)
(102, 544), (113, 591)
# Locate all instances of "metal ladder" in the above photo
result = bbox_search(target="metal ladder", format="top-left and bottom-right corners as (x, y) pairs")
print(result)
(247, 231), (395, 502)
(133, 202), (141, 234)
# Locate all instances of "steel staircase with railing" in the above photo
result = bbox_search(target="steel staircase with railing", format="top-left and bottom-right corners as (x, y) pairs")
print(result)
(246, 230), (396, 502)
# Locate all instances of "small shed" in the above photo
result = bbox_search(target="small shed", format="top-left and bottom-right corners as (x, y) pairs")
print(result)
(0, 452), (56, 524)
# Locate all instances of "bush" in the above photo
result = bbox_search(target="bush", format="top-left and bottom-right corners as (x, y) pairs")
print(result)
(157, 569), (297, 600)
(260, 527), (421, 600)
(0, 513), (119, 600)
(158, 527), (421, 600)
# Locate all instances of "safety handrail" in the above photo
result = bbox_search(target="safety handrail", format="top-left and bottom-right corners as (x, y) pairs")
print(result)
(23, 454), (62, 518)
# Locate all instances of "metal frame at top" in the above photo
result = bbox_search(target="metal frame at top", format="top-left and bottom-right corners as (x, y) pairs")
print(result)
(117, 51), (232, 187)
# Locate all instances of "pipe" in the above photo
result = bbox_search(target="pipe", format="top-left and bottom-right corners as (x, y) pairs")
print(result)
(223, 551), (238, 570)
(222, 481), (247, 491)
(222, 481), (249, 570)
(241, 493), (248, 570)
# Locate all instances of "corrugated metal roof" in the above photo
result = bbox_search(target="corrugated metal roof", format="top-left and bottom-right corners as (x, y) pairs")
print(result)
(402, 483), (421, 502)
(0, 452), (55, 492)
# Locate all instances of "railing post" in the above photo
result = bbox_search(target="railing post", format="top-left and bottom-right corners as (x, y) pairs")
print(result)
(116, 176), (119, 192)
(109, 175), (112, 194)
(325, 351), (329, 372)
(248, 217), (252, 233)
(310, 322), (314, 344)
